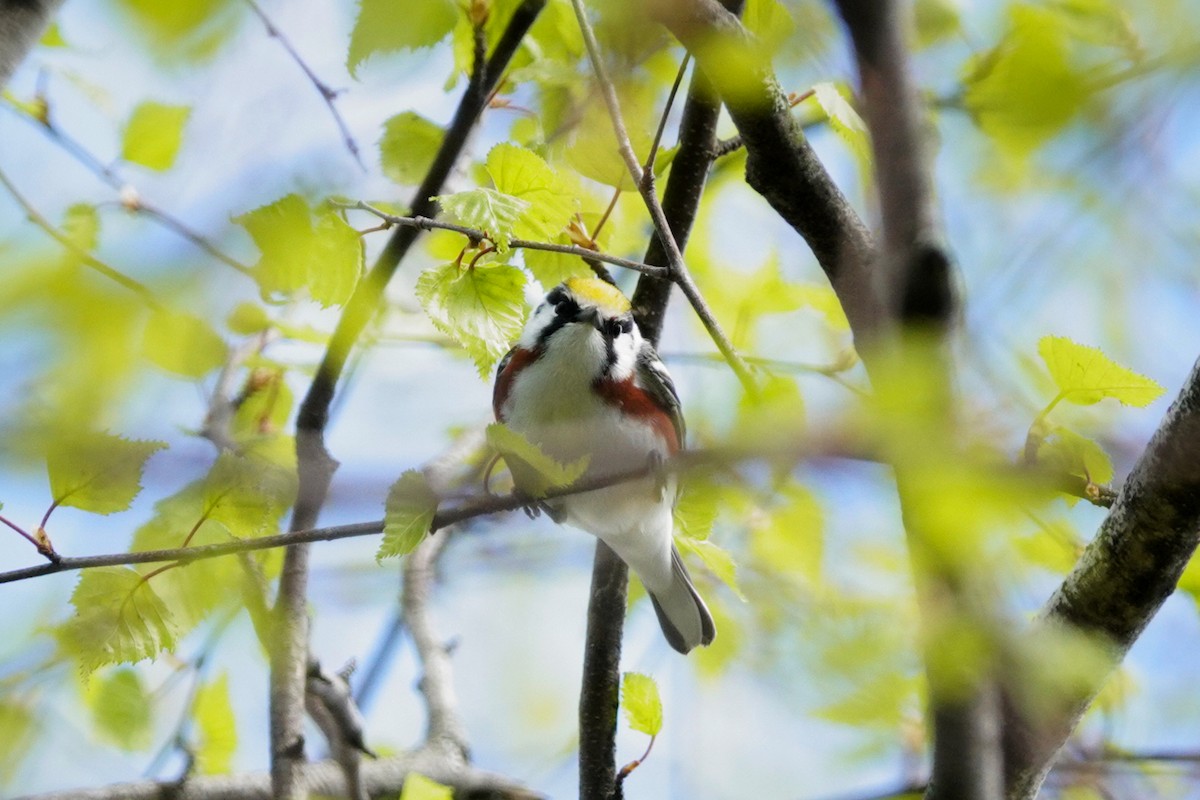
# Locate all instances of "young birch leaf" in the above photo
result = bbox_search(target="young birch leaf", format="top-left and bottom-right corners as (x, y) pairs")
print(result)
(416, 262), (527, 376)
(810, 82), (871, 164)
(121, 101), (190, 171)
(380, 112), (443, 185)
(309, 211), (363, 307)
(47, 433), (166, 514)
(87, 668), (153, 751)
(59, 567), (177, 672)
(348, 0), (457, 77)
(522, 239), (593, 287)
(621, 672), (663, 737)
(485, 143), (577, 242)
(193, 673), (237, 775)
(433, 188), (529, 251)
(143, 309), (229, 378)
(1038, 335), (1164, 407)
(235, 194), (361, 307)
(380, 470), (438, 561)
(1038, 427), (1115, 485)
(400, 773), (454, 800)
(486, 423), (589, 497)
(743, 0), (795, 53)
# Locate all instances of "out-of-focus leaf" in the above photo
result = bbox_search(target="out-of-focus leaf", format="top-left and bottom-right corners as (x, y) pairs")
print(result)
(1038, 427), (1114, 485)
(379, 470), (438, 560)
(0, 700), (37, 784)
(914, 0), (961, 48)
(348, 0), (457, 76)
(121, 102), (190, 171)
(621, 672), (663, 736)
(399, 773), (454, 800)
(87, 668), (153, 751)
(115, 0), (237, 60)
(1038, 335), (1164, 407)
(522, 237), (593, 287)
(962, 5), (1091, 155)
(143, 309), (228, 378)
(61, 204), (100, 251)
(379, 112), (443, 186)
(47, 432), (166, 515)
(750, 483), (823, 583)
(677, 535), (745, 600)
(810, 82), (870, 164)
(193, 673), (237, 775)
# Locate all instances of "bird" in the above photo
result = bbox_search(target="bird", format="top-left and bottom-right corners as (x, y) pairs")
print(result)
(492, 276), (715, 654)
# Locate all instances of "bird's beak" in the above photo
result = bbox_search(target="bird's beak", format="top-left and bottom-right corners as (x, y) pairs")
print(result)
(579, 307), (604, 332)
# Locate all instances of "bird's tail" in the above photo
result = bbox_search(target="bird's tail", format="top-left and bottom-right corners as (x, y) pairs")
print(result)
(648, 545), (716, 654)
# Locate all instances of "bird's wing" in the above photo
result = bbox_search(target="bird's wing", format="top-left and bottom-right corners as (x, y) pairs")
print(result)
(635, 343), (685, 449)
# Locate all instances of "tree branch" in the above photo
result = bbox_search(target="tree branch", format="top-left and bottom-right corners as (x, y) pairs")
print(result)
(334, 203), (669, 278)
(651, 0), (884, 348)
(1004, 355), (1200, 798)
(13, 752), (541, 800)
(271, 5), (546, 797)
(243, 0), (365, 170)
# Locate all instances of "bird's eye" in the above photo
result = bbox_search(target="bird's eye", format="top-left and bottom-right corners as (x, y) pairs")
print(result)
(556, 298), (580, 318)
(604, 317), (629, 338)
(618, 318), (633, 334)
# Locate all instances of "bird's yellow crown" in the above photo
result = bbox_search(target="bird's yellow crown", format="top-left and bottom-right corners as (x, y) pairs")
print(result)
(565, 277), (631, 316)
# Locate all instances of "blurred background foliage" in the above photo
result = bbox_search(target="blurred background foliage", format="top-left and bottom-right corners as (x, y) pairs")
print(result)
(1, 0), (1199, 798)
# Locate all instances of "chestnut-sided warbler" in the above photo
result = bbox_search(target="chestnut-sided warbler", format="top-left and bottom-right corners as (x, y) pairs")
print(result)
(493, 277), (715, 654)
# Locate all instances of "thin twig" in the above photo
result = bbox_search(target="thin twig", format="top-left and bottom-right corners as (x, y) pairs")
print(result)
(1, 98), (253, 276)
(336, 202), (670, 278)
(0, 166), (161, 307)
(244, 0), (365, 170)
(642, 55), (690, 180)
(568, 0), (756, 392)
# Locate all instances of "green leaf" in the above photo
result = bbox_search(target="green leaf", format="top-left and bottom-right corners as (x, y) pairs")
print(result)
(379, 470), (438, 560)
(203, 451), (295, 539)
(40, 22), (69, 48)
(914, 0), (962, 48)
(380, 112), (443, 186)
(62, 203), (100, 251)
(433, 188), (530, 252)
(743, 0), (795, 53)
(962, 5), (1091, 155)
(235, 194), (362, 307)
(309, 212), (363, 306)
(87, 668), (153, 751)
(226, 302), (271, 334)
(416, 261), (527, 376)
(115, 0), (237, 59)
(0, 701), (37, 784)
(522, 238), (593, 287)
(486, 423), (589, 497)
(193, 673), (237, 775)
(47, 432), (166, 514)
(1038, 427), (1115, 485)
(751, 483), (823, 583)
(1038, 335), (1164, 407)
(58, 567), (178, 672)
(673, 478), (721, 541)
(400, 773), (454, 800)
(143, 309), (228, 377)
(676, 536), (745, 601)
(347, 0), (457, 77)
(621, 672), (663, 737)
(810, 82), (870, 164)
(485, 143), (576, 242)
(121, 101), (190, 171)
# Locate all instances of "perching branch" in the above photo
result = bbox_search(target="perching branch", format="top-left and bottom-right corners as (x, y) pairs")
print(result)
(334, 203), (669, 278)
(271, 4), (546, 797)
(243, 0), (365, 170)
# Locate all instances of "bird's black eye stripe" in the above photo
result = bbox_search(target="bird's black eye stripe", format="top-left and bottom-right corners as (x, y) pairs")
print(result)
(604, 317), (633, 337)
(546, 286), (567, 305)
(557, 298), (580, 319)
(619, 317), (633, 334)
